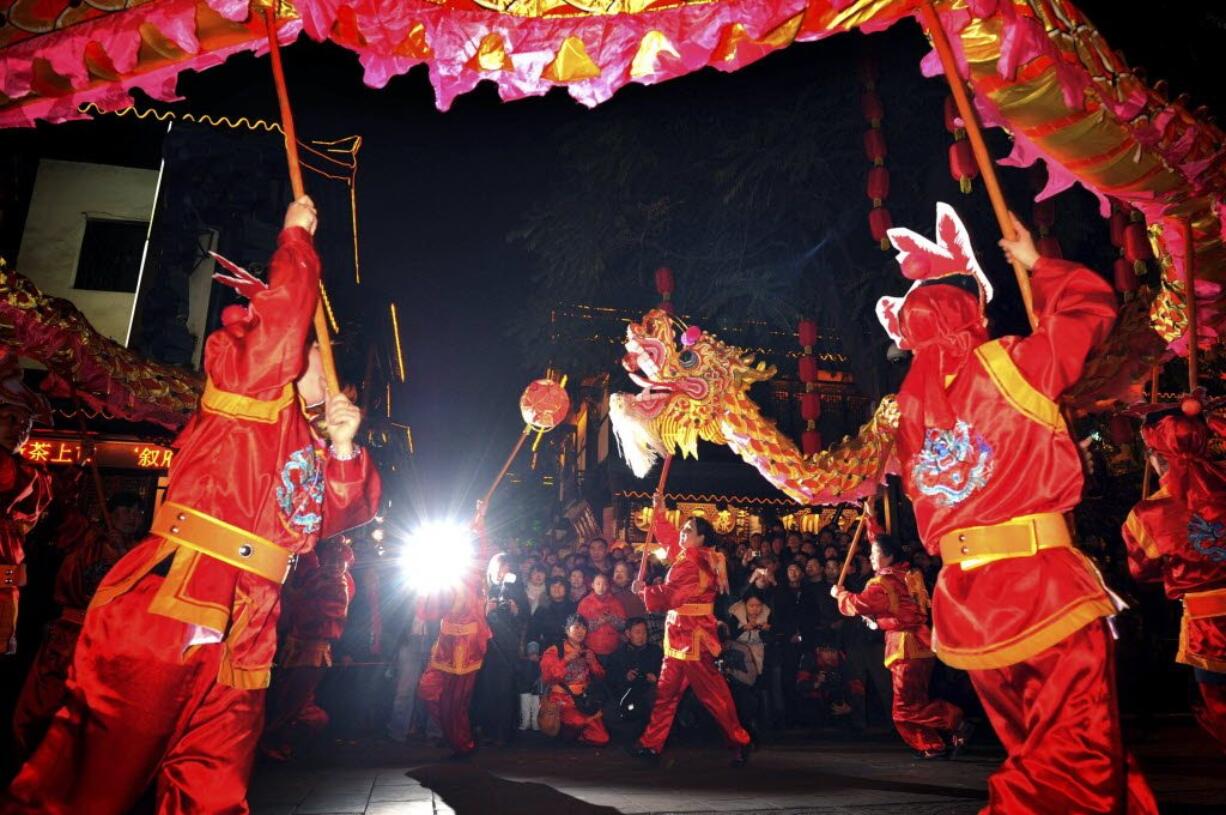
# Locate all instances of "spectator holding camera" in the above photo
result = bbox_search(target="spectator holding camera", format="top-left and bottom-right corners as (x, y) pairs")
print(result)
(539, 615), (610, 745)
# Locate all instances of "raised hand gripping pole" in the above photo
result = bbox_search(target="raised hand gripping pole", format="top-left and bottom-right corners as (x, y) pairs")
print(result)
(635, 455), (675, 585)
(262, 6), (340, 396)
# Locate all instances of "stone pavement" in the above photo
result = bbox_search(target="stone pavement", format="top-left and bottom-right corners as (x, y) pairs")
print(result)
(248, 721), (1226, 815)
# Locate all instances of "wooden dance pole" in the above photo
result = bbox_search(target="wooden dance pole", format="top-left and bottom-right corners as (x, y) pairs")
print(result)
(635, 455), (675, 584)
(262, 6), (341, 396)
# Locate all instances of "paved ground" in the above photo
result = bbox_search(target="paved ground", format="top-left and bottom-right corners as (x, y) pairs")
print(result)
(249, 720), (1226, 815)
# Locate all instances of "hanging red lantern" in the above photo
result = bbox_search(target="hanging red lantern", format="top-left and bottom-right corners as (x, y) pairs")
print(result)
(943, 95), (963, 135)
(863, 129), (887, 165)
(654, 266), (675, 298)
(798, 355), (818, 383)
(797, 319), (818, 350)
(802, 429), (822, 457)
(948, 140), (978, 194)
(801, 392), (821, 422)
(1037, 235), (1063, 259)
(1113, 256), (1138, 292)
(866, 166), (889, 204)
(868, 207), (893, 249)
(1123, 221), (1153, 274)
(861, 91), (883, 126)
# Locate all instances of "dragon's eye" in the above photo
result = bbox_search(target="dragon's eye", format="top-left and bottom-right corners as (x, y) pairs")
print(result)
(679, 350), (698, 369)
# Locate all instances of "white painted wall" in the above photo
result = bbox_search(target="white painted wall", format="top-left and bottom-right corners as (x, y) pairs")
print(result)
(17, 159), (158, 346)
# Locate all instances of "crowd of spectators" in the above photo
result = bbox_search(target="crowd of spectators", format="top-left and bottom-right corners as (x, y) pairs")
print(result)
(386, 520), (955, 751)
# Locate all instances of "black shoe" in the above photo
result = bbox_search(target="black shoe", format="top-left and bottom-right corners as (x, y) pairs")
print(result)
(730, 745), (751, 768)
(949, 720), (975, 760)
(447, 746), (478, 761)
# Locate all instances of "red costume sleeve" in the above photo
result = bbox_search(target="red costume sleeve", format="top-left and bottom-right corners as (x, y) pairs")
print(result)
(203, 227), (320, 398)
(836, 580), (892, 620)
(539, 646), (567, 685)
(651, 515), (683, 563)
(641, 556), (693, 613)
(321, 453), (381, 539)
(1010, 258), (1118, 401)
(1, 449), (52, 534)
(1122, 506), (1165, 585)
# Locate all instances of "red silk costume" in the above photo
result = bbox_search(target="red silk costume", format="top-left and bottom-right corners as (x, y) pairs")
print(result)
(11, 515), (125, 758)
(0, 447), (52, 655)
(576, 590), (625, 657)
(889, 251), (1155, 814)
(836, 564), (963, 752)
(1122, 411), (1226, 750)
(636, 516), (750, 753)
(260, 549), (354, 758)
(4, 226), (381, 815)
(539, 640), (611, 745)
(416, 531), (493, 755)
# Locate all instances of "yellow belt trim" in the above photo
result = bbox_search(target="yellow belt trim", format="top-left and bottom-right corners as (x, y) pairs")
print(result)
(152, 501), (291, 585)
(200, 378), (295, 424)
(939, 512), (1072, 570)
(974, 339), (1063, 431)
(673, 602), (714, 616)
(441, 620), (478, 636)
(1184, 587), (1226, 620)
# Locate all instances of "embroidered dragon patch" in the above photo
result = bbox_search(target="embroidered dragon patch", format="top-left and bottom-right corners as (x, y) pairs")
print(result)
(277, 444), (325, 535)
(910, 420), (994, 507)
(1189, 514), (1226, 563)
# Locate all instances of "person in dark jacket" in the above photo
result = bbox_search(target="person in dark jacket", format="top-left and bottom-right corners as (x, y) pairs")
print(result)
(605, 617), (664, 737)
(527, 578), (574, 650)
(771, 562), (820, 726)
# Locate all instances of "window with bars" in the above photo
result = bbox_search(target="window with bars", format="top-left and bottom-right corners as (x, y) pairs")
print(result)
(74, 217), (147, 293)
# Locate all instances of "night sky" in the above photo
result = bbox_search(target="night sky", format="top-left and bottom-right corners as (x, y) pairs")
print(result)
(4, 2), (1223, 526)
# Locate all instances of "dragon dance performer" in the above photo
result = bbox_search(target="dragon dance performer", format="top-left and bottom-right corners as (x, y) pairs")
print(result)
(4, 197), (381, 815)
(833, 534), (969, 758)
(631, 493), (752, 766)
(11, 491), (145, 759)
(876, 203), (1155, 814)
(415, 509), (494, 758)
(1122, 403), (1226, 750)
(260, 538), (356, 761)
(0, 350), (53, 657)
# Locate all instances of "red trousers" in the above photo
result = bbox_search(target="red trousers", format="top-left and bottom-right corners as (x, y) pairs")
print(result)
(1195, 680), (1226, 751)
(11, 618), (81, 760)
(417, 667), (478, 753)
(968, 620), (1157, 815)
(2, 576), (264, 815)
(260, 666), (328, 756)
(891, 657), (962, 752)
(638, 651), (750, 752)
(549, 692), (610, 745)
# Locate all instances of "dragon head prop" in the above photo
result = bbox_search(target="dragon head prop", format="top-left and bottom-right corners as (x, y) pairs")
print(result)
(610, 309), (775, 477)
(610, 309), (900, 507)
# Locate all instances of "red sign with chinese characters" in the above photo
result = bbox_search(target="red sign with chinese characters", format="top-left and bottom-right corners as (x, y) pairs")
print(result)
(16, 435), (174, 471)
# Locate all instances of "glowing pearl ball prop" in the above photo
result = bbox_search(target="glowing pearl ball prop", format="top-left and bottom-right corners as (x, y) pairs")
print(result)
(519, 378), (571, 432)
(400, 520), (476, 592)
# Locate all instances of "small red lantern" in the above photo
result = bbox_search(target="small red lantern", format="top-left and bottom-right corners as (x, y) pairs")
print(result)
(801, 392), (821, 422)
(520, 379), (571, 432)
(868, 207), (893, 249)
(943, 96), (963, 135)
(797, 319), (818, 349)
(866, 166), (890, 204)
(654, 266), (675, 298)
(798, 356), (818, 383)
(861, 91), (884, 126)
(802, 430), (822, 457)
(1112, 257), (1138, 292)
(1123, 222), (1153, 273)
(948, 140), (978, 194)
(1109, 207), (1127, 248)
(864, 129), (887, 165)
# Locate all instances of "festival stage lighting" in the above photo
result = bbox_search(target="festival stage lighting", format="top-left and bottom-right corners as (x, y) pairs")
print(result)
(400, 520), (475, 591)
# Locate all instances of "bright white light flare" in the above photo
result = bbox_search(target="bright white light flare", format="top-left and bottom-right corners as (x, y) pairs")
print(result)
(400, 520), (475, 592)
